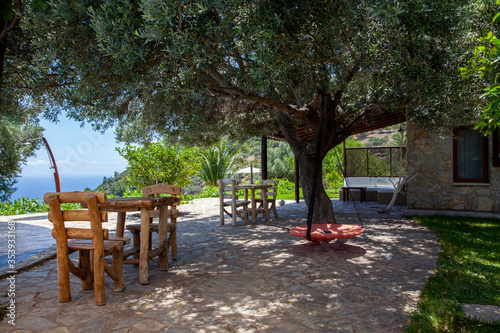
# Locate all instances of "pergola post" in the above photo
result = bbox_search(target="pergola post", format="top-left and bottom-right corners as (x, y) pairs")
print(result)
(261, 136), (268, 180)
(294, 157), (300, 202)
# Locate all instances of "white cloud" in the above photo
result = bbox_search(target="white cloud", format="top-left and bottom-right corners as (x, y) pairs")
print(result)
(27, 160), (50, 166)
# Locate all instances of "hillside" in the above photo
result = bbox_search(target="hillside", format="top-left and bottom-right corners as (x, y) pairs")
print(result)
(353, 124), (404, 147)
(93, 171), (138, 197)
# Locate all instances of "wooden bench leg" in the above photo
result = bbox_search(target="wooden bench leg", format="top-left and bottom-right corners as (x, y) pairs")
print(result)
(131, 229), (140, 260)
(78, 250), (93, 290)
(158, 206), (169, 271)
(171, 227), (177, 260)
(57, 249), (72, 303)
(112, 248), (125, 292)
(93, 243), (106, 306)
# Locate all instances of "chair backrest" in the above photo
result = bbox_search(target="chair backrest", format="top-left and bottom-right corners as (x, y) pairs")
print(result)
(262, 180), (279, 199)
(142, 184), (181, 207)
(44, 192), (109, 244)
(218, 178), (239, 201)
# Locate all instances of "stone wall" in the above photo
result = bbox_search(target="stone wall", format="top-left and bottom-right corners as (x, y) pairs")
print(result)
(406, 122), (500, 212)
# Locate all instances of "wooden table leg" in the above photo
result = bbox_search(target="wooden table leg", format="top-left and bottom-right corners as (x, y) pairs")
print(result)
(158, 204), (169, 271)
(139, 207), (150, 284)
(243, 188), (249, 224)
(251, 189), (256, 223)
(115, 212), (126, 237)
(263, 188), (269, 220)
(171, 207), (178, 260)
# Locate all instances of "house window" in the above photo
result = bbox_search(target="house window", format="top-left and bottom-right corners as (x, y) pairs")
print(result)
(453, 127), (489, 183)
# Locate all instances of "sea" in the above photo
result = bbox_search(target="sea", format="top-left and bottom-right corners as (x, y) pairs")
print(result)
(9, 175), (106, 201)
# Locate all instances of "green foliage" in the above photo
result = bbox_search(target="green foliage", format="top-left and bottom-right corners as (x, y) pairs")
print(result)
(405, 216), (500, 332)
(116, 141), (199, 188)
(21, 0), (480, 141)
(268, 142), (294, 181)
(366, 136), (390, 147)
(461, 5), (500, 135)
(0, 119), (44, 201)
(182, 176), (204, 196)
(0, 197), (79, 216)
(196, 185), (220, 198)
(198, 140), (245, 186)
(94, 170), (138, 197)
(120, 188), (142, 198)
(323, 139), (364, 188)
(275, 178), (294, 195)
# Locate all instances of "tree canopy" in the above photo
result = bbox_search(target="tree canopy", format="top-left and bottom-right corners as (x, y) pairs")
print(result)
(0, 119), (43, 200)
(19, 0), (485, 220)
(460, 2), (500, 134)
(116, 141), (199, 188)
(0, 0), (47, 200)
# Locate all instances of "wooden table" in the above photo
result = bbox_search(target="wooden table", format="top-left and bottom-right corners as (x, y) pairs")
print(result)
(97, 196), (179, 285)
(237, 184), (272, 223)
(341, 187), (366, 202)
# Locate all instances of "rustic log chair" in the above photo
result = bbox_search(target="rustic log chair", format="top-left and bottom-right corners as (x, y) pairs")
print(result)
(255, 179), (279, 218)
(44, 192), (130, 306)
(218, 178), (250, 226)
(125, 184), (180, 267)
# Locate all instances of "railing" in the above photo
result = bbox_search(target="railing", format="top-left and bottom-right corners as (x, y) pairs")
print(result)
(344, 145), (407, 177)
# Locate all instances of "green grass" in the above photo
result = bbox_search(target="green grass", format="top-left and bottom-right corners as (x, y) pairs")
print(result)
(275, 188), (339, 201)
(404, 215), (500, 333)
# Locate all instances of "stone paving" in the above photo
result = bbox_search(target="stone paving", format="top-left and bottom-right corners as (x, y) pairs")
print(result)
(0, 199), (441, 332)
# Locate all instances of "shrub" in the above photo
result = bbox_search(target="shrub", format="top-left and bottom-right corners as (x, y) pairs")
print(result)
(196, 185), (220, 198)
(276, 178), (294, 195)
(0, 197), (80, 216)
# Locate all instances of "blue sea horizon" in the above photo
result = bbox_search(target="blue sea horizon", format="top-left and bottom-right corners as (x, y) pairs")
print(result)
(10, 174), (106, 201)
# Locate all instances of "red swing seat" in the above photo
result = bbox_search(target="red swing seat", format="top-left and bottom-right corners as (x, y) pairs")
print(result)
(290, 224), (364, 244)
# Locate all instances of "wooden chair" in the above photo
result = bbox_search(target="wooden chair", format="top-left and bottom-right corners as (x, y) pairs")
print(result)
(255, 180), (279, 218)
(125, 184), (180, 268)
(44, 192), (130, 306)
(218, 178), (250, 226)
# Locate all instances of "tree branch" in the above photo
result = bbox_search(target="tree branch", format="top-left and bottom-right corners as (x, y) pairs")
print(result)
(207, 82), (314, 121)
(0, 0), (22, 42)
(275, 111), (306, 154)
(232, 49), (246, 76)
(343, 24), (355, 58)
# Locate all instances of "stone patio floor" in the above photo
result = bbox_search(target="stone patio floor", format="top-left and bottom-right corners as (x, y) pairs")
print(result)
(0, 199), (447, 332)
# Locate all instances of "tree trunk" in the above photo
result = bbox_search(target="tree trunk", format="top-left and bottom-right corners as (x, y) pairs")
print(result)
(0, 19), (7, 87)
(273, 92), (360, 225)
(297, 150), (336, 223)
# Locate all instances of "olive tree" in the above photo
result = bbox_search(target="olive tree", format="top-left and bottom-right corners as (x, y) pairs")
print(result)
(0, 119), (43, 200)
(0, 0), (47, 200)
(22, 0), (482, 221)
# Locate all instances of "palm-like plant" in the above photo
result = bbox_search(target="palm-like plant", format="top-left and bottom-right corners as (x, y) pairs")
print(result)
(198, 140), (245, 186)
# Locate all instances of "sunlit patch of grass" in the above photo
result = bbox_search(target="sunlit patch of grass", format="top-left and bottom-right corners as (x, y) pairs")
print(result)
(404, 216), (500, 332)
(276, 189), (339, 201)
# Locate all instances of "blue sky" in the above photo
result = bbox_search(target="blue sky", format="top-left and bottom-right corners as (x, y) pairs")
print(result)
(22, 117), (128, 177)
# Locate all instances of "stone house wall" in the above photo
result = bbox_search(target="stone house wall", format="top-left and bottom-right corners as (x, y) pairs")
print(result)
(406, 122), (500, 212)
